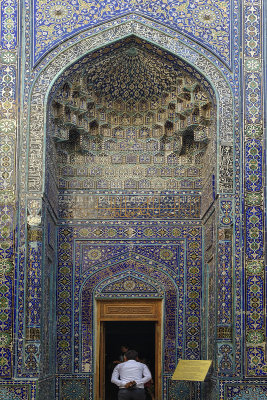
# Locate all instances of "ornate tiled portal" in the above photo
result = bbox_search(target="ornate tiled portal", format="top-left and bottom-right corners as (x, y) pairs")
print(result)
(42, 36), (216, 399)
(0, 0), (266, 398)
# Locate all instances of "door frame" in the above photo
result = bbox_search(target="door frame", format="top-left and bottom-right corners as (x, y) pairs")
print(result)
(96, 299), (163, 400)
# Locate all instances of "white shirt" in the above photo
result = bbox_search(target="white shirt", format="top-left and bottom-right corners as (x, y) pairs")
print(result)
(111, 360), (152, 389)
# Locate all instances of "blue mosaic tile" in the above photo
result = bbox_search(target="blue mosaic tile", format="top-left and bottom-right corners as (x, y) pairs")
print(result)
(0, 0), (266, 395)
(245, 139), (263, 191)
(218, 241), (232, 325)
(32, 0), (232, 65)
(245, 206), (263, 260)
(226, 385), (267, 400)
(0, 0), (17, 50)
(244, 5), (261, 58)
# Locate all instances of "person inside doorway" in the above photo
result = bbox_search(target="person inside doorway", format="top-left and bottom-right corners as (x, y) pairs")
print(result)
(113, 344), (129, 365)
(111, 349), (152, 400)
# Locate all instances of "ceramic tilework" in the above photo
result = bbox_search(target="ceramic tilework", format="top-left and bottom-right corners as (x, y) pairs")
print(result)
(96, 273), (164, 296)
(27, 21), (234, 195)
(243, 0), (266, 382)
(220, 200), (233, 226)
(0, 0), (17, 50)
(60, 378), (89, 400)
(50, 45), (213, 196)
(0, 382), (36, 400)
(225, 384), (267, 400)
(202, 211), (215, 361)
(207, 260), (216, 360)
(57, 376), (93, 400)
(26, 239), (42, 327)
(32, 0), (232, 65)
(217, 241), (232, 326)
(244, 5), (261, 58)
(56, 223), (202, 392)
(57, 227), (73, 373)
(163, 376), (200, 400)
(58, 194), (201, 219)
(0, 204), (14, 378)
(0, 0), (266, 397)
(218, 343), (233, 374)
(245, 73), (262, 124)
(23, 224), (42, 376)
(15, 209), (28, 378)
(0, 0), (17, 383)
(168, 379), (192, 400)
(245, 140), (263, 191)
(245, 207), (263, 260)
(24, 342), (40, 374)
(41, 213), (57, 378)
(22, 14), (253, 396)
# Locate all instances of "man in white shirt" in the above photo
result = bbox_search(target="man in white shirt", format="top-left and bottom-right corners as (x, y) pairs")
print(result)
(111, 349), (152, 400)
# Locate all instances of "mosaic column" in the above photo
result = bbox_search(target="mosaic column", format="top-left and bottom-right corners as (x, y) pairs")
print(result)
(23, 200), (42, 376)
(0, 0), (17, 379)
(243, 0), (267, 377)
(57, 227), (74, 373)
(217, 220), (234, 376)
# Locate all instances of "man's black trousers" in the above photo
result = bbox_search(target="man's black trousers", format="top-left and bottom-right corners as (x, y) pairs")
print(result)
(118, 388), (146, 400)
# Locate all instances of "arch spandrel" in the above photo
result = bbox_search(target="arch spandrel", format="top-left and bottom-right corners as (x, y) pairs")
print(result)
(33, 0), (232, 66)
(95, 272), (164, 297)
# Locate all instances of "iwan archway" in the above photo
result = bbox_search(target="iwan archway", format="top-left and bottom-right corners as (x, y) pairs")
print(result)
(47, 35), (217, 399)
(23, 19), (235, 400)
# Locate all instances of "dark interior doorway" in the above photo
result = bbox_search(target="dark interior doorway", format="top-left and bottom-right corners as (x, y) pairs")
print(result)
(104, 321), (155, 400)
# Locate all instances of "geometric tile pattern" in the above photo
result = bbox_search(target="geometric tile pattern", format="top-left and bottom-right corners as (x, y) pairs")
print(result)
(168, 379), (192, 400)
(217, 240), (232, 326)
(0, 383), (35, 400)
(220, 200), (233, 226)
(218, 343), (233, 374)
(0, 0), (266, 398)
(226, 385), (267, 400)
(245, 206), (263, 260)
(244, 5), (261, 59)
(56, 223), (202, 389)
(245, 73), (262, 124)
(0, 0), (17, 378)
(0, 0), (17, 50)
(60, 378), (89, 400)
(245, 140), (262, 192)
(0, 0), (17, 387)
(57, 376), (93, 400)
(243, 0), (266, 379)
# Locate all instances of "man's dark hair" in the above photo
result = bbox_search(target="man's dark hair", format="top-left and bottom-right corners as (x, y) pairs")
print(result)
(125, 350), (138, 360)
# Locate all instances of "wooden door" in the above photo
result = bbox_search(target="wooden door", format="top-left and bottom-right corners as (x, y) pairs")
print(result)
(96, 299), (162, 400)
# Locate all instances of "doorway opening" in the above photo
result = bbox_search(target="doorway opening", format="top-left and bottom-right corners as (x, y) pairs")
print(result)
(96, 299), (162, 400)
(105, 321), (155, 400)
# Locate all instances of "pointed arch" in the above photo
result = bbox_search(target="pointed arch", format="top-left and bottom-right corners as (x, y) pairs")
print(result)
(80, 259), (179, 373)
(25, 18), (234, 197)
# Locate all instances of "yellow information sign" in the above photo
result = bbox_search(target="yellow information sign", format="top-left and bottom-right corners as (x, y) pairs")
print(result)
(172, 360), (212, 382)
